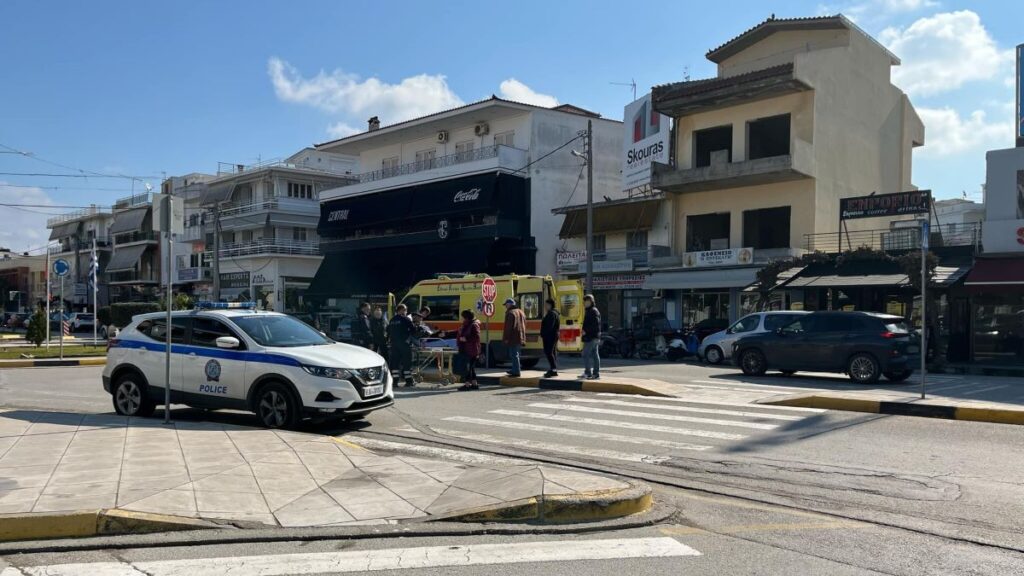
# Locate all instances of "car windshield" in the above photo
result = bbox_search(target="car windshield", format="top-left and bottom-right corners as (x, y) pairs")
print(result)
(232, 315), (331, 347)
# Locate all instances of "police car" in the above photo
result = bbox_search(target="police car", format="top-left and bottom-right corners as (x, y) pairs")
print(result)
(102, 302), (393, 429)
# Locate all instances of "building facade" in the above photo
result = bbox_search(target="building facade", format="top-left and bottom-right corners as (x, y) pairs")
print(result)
(105, 193), (162, 302)
(164, 173), (215, 297)
(44, 205), (114, 308)
(0, 251), (47, 313)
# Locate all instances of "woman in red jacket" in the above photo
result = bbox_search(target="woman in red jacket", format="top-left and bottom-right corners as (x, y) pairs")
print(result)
(457, 309), (482, 391)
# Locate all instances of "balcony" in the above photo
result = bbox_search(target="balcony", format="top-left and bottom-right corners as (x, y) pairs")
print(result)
(46, 206), (111, 227)
(652, 141), (814, 194)
(179, 225), (205, 242)
(209, 239), (320, 259)
(107, 271), (159, 285)
(48, 238), (112, 255)
(114, 192), (154, 209)
(804, 223), (982, 253)
(325, 145), (528, 200)
(113, 231), (159, 246)
(557, 246), (672, 274)
(177, 266), (212, 283)
(218, 197), (320, 230)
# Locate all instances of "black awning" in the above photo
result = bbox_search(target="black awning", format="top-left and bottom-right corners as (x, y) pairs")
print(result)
(49, 221), (80, 240)
(106, 244), (149, 272)
(559, 199), (660, 238)
(109, 207), (149, 235)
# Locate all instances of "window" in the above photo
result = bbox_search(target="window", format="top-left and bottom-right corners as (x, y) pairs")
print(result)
(232, 315), (331, 347)
(765, 314), (801, 331)
(627, 231), (648, 250)
(519, 293), (541, 320)
(455, 141), (474, 161)
(494, 131), (514, 147)
(188, 213), (199, 227)
(191, 318), (244, 349)
(686, 213), (730, 252)
(781, 316), (813, 335)
(401, 294), (420, 313)
(223, 231), (235, 244)
(420, 296), (461, 321)
(241, 230), (253, 243)
(137, 318), (187, 343)
(818, 315), (858, 332)
(728, 315), (760, 334)
(743, 206), (791, 249)
(693, 125), (732, 168)
(293, 227), (308, 242)
(382, 156), (399, 176)
(415, 149), (437, 170)
(287, 182), (314, 199)
(748, 114), (791, 160)
(560, 293), (580, 319)
(592, 234), (606, 252)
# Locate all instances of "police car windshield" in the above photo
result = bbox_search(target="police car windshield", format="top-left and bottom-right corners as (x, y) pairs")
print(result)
(231, 315), (331, 348)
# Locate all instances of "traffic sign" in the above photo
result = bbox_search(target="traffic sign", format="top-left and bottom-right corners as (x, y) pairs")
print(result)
(481, 277), (497, 304)
(53, 259), (71, 277)
(482, 301), (495, 318)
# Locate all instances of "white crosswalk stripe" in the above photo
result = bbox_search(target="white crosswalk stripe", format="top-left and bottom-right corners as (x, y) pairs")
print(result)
(527, 402), (780, 430)
(431, 428), (672, 463)
(1, 538), (700, 575)
(489, 409), (749, 441)
(443, 416), (714, 451)
(594, 393), (827, 413)
(567, 397), (805, 421)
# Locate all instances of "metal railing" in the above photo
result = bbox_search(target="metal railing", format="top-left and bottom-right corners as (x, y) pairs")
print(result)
(219, 199), (280, 218)
(216, 158), (355, 177)
(48, 238), (112, 254)
(358, 145), (516, 183)
(804, 223), (981, 253)
(209, 239), (320, 258)
(113, 231), (159, 244)
(114, 192), (154, 209)
(46, 206), (111, 227)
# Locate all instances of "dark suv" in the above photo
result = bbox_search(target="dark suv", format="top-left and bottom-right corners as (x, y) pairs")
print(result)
(732, 311), (919, 384)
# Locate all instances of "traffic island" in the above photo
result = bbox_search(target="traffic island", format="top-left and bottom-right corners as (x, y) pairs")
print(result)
(0, 356), (106, 368)
(0, 410), (652, 542)
(764, 393), (1024, 425)
(477, 371), (679, 397)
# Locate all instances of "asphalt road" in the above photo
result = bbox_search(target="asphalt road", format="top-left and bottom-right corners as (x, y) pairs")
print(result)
(2, 362), (1023, 574)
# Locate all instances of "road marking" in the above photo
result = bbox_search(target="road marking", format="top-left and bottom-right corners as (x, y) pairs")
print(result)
(431, 428), (671, 464)
(962, 384), (1009, 395)
(568, 397), (805, 421)
(443, 416), (713, 452)
(490, 409), (748, 441)
(527, 403), (779, 430)
(7, 537), (700, 575)
(342, 436), (527, 466)
(688, 379), (827, 392)
(659, 521), (865, 536)
(595, 393), (827, 413)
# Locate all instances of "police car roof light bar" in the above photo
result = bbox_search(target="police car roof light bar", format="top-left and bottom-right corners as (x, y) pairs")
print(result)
(195, 301), (257, 310)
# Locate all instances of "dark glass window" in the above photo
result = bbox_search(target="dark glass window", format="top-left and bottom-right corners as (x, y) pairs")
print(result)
(743, 206), (791, 249)
(137, 318), (187, 343)
(748, 114), (791, 160)
(192, 318), (244, 349)
(686, 213), (730, 252)
(420, 296), (461, 321)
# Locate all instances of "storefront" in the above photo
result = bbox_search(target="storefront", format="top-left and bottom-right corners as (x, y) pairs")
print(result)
(643, 254), (760, 328)
(963, 257), (1024, 366)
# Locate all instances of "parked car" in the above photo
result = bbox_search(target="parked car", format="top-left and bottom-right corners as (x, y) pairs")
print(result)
(68, 313), (95, 332)
(731, 311), (919, 384)
(690, 317), (730, 343)
(699, 311), (809, 365)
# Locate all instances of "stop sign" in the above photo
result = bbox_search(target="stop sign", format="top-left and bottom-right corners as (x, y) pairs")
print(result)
(481, 277), (497, 304)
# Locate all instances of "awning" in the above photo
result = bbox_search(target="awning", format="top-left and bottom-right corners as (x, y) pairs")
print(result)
(644, 267), (758, 290)
(933, 264), (971, 287)
(965, 258), (1024, 286)
(105, 244), (149, 272)
(559, 199), (660, 238)
(742, 265), (804, 292)
(784, 273), (909, 288)
(268, 212), (319, 228)
(109, 207), (149, 235)
(48, 222), (80, 240)
(201, 183), (235, 205)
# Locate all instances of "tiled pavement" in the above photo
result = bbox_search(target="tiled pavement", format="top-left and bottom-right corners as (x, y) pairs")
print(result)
(0, 410), (626, 527)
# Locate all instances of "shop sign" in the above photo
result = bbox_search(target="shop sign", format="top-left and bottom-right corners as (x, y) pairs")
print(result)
(839, 190), (931, 220)
(592, 259), (634, 273)
(981, 218), (1024, 253)
(593, 274), (647, 290)
(220, 271), (250, 289)
(556, 250), (586, 273)
(622, 93), (670, 191)
(683, 248), (754, 268)
(178, 268), (199, 281)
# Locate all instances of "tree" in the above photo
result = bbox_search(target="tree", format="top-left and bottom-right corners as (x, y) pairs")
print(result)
(25, 308), (46, 347)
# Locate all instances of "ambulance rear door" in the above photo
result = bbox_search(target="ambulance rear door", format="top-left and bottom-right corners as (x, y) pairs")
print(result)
(555, 279), (584, 352)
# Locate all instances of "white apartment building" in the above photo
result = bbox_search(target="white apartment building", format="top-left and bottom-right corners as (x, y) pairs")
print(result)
(45, 205), (114, 307)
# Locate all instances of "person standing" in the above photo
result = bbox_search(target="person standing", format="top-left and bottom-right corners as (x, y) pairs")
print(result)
(541, 298), (560, 378)
(456, 309), (482, 391)
(388, 304), (416, 387)
(502, 298), (526, 377)
(370, 306), (387, 358)
(581, 294), (601, 380)
(353, 302), (372, 349)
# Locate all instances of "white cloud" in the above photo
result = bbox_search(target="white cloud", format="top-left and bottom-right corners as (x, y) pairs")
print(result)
(326, 122), (360, 139)
(880, 10), (1014, 97)
(818, 0), (936, 21)
(916, 107), (1011, 157)
(498, 78), (559, 107)
(0, 183), (57, 253)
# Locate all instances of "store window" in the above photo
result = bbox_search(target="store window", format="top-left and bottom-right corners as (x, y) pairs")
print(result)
(686, 213), (730, 252)
(680, 291), (729, 326)
(743, 206), (791, 249)
(972, 293), (1024, 365)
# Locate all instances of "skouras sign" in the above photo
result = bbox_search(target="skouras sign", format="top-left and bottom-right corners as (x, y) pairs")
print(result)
(622, 93), (670, 192)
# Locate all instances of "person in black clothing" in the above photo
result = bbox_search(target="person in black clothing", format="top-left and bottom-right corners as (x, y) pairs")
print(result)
(370, 306), (387, 358)
(388, 304), (416, 387)
(581, 294), (601, 380)
(540, 298), (560, 377)
(352, 302), (372, 348)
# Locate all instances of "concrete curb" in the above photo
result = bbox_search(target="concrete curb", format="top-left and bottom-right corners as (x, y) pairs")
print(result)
(478, 374), (671, 397)
(0, 357), (106, 369)
(428, 483), (654, 524)
(765, 394), (1024, 425)
(0, 509), (221, 542)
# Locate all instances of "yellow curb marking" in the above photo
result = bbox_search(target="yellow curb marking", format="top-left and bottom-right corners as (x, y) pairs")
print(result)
(331, 437), (371, 452)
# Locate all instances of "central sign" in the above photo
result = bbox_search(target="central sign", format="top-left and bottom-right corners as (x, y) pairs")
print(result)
(839, 190), (932, 220)
(683, 248), (754, 268)
(622, 93), (670, 192)
(481, 277), (497, 304)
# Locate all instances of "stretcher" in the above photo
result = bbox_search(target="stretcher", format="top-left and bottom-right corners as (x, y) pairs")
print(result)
(412, 340), (459, 386)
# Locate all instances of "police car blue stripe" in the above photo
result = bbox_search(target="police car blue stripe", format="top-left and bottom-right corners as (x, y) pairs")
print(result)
(112, 339), (302, 367)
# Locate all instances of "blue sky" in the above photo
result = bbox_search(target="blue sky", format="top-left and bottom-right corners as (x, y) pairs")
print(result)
(1, 0), (1019, 252)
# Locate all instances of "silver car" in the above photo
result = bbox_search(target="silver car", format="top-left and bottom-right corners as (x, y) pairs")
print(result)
(699, 311), (809, 365)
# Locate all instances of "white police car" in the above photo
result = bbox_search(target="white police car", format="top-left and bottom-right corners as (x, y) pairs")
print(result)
(102, 302), (393, 429)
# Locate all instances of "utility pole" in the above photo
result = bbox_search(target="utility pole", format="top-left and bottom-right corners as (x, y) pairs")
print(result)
(45, 246), (50, 350)
(585, 119), (594, 294)
(212, 205), (221, 301)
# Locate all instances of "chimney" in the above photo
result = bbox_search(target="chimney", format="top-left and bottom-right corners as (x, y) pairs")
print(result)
(368, 116), (381, 132)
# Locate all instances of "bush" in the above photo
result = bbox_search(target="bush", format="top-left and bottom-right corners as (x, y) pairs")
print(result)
(25, 308), (46, 347)
(97, 306), (111, 327)
(110, 302), (161, 328)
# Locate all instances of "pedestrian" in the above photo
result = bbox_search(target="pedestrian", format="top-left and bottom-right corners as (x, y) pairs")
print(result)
(541, 298), (560, 378)
(370, 306), (387, 358)
(581, 294), (601, 380)
(352, 302), (372, 349)
(388, 303), (416, 387)
(456, 309), (482, 391)
(502, 297), (526, 377)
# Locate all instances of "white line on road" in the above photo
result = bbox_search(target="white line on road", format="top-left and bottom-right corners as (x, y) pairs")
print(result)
(688, 379), (827, 392)
(431, 428), (672, 464)
(490, 409), (749, 441)
(594, 393), (828, 413)
(6, 538), (700, 575)
(568, 397), (805, 421)
(962, 384), (1010, 395)
(443, 416), (713, 451)
(527, 403), (779, 430)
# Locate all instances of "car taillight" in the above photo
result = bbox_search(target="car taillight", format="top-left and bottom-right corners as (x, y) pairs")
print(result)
(107, 337), (119, 351)
(880, 332), (897, 339)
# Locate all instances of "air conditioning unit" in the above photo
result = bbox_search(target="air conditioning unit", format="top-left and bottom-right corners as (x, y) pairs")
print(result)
(436, 130), (449, 143)
(474, 123), (490, 136)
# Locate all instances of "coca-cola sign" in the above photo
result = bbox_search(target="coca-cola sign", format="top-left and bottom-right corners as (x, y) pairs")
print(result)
(453, 188), (481, 203)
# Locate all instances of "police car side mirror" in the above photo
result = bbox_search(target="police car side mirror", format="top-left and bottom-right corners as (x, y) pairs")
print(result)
(216, 336), (240, 349)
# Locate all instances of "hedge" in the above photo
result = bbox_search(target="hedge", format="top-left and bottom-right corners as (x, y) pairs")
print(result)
(110, 302), (161, 328)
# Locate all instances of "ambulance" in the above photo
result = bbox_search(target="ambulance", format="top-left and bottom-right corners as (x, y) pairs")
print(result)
(396, 274), (584, 367)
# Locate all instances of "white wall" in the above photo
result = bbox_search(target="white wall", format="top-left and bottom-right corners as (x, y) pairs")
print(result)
(985, 147), (1024, 222)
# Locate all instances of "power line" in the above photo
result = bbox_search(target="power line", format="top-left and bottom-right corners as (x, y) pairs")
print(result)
(0, 183), (141, 192)
(511, 134), (584, 175)
(0, 172), (162, 179)
(0, 143), (160, 182)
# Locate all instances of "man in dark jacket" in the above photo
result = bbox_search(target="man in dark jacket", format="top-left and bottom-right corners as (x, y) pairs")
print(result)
(502, 298), (527, 377)
(540, 298), (560, 377)
(352, 302), (372, 348)
(581, 294), (601, 380)
(388, 304), (416, 387)
(370, 306), (387, 357)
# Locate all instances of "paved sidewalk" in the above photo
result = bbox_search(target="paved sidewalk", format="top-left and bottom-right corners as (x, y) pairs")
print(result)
(0, 410), (635, 531)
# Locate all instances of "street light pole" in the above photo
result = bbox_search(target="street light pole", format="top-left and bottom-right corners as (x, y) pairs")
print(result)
(585, 119), (594, 294)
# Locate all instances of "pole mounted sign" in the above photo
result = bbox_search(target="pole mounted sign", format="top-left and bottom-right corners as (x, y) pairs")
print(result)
(52, 259), (70, 277)
(480, 277), (497, 304)
(839, 190), (931, 220)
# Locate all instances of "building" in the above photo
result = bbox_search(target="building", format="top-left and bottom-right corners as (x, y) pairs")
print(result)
(198, 155), (357, 311)
(44, 204), (114, 308)
(164, 173), (215, 297)
(307, 97), (623, 316)
(642, 14), (924, 325)
(105, 193), (162, 302)
(0, 251), (47, 313)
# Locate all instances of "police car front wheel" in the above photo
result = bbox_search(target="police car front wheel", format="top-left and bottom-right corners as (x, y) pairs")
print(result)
(255, 383), (300, 429)
(112, 375), (155, 417)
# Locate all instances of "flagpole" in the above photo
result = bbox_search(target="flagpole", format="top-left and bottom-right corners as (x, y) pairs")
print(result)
(92, 237), (98, 345)
(45, 245), (51, 351)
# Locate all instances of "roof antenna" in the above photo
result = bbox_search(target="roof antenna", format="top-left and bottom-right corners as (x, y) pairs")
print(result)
(609, 79), (637, 101)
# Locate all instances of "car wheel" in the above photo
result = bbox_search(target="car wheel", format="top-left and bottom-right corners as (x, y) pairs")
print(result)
(884, 369), (913, 382)
(780, 370), (797, 376)
(112, 374), (155, 417)
(848, 354), (881, 384)
(255, 383), (301, 429)
(740, 349), (767, 376)
(705, 345), (724, 365)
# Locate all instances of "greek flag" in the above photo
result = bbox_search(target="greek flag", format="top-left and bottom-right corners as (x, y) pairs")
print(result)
(87, 247), (99, 291)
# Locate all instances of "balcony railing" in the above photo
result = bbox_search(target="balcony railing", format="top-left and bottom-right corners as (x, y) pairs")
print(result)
(48, 237), (112, 254)
(219, 199), (279, 218)
(46, 206), (111, 227)
(804, 223), (981, 253)
(358, 145), (514, 184)
(557, 246), (672, 273)
(114, 192), (154, 209)
(114, 231), (159, 244)
(215, 158), (355, 177)
(210, 239), (320, 258)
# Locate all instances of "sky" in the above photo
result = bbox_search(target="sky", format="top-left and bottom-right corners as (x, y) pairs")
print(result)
(0, 0), (1020, 253)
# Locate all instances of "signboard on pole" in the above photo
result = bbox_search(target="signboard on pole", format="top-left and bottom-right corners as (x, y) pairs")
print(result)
(481, 277), (497, 304)
(839, 190), (932, 220)
(622, 93), (670, 191)
(52, 259), (70, 277)
(482, 302), (495, 318)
